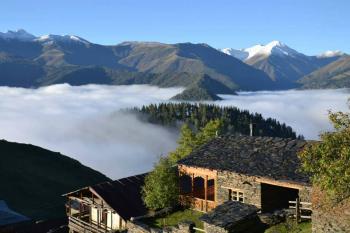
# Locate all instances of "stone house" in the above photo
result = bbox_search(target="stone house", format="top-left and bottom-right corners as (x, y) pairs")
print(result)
(177, 135), (312, 213)
(64, 135), (312, 233)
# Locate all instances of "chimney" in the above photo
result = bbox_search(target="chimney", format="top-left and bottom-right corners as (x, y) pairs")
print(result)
(249, 122), (254, 136)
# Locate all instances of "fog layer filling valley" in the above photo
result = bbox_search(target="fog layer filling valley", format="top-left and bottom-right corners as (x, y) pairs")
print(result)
(0, 84), (348, 178)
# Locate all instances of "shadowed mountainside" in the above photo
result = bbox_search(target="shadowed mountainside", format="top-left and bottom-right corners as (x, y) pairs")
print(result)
(0, 139), (110, 220)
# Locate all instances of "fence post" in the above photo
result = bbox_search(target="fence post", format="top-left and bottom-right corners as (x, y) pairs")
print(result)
(295, 198), (300, 223)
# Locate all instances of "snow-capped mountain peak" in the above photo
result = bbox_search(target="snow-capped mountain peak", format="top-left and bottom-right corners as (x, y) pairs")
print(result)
(245, 40), (299, 59)
(221, 48), (249, 61)
(317, 50), (344, 58)
(0, 29), (36, 41)
(0, 29), (91, 45)
(220, 40), (301, 61)
(35, 34), (90, 44)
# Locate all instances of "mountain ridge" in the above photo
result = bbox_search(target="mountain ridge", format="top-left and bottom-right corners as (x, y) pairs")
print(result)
(1, 30), (349, 98)
(220, 41), (346, 86)
(0, 31), (280, 100)
(299, 55), (350, 89)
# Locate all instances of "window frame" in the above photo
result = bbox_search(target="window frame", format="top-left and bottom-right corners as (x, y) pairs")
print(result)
(229, 189), (245, 203)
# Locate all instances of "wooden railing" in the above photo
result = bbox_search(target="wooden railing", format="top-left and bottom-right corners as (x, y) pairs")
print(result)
(193, 227), (206, 232)
(289, 198), (312, 222)
(68, 216), (114, 233)
(179, 195), (216, 212)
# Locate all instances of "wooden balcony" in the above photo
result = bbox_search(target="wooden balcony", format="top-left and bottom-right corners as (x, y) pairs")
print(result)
(179, 195), (216, 212)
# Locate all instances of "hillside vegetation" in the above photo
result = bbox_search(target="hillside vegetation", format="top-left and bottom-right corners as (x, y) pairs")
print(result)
(0, 140), (110, 220)
(130, 103), (300, 139)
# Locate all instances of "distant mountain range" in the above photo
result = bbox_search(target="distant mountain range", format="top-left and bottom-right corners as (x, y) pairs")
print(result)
(298, 55), (350, 89)
(0, 29), (349, 100)
(220, 41), (347, 89)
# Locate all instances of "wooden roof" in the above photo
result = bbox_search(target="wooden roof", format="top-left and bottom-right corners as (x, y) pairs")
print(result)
(91, 173), (148, 220)
(178, 135), (311, 185)
(65, 173), (148, 220)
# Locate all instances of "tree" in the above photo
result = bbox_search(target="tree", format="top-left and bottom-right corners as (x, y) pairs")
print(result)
(132, 103), (299, 139)
(142, 157), (179, 210)
(299, 103), (350, 202)
(168, 119), (223, 164)
(168, 124), (197, 164)
(142, 120), (223, 209)
(196, 119), (223, 145)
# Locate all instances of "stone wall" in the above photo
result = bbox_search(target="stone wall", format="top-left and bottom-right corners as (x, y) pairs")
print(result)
(216, 170), (312, 209)
(126, 220), (194, 233)
(311, 189), (350, 233)
(203, 222), (227, 233)
(299, 186), (312, 203)
(216, 171), (261, 207)
(203, 216), (263, 233)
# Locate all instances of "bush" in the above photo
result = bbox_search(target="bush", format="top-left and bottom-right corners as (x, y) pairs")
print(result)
(299, 105), (350, 203)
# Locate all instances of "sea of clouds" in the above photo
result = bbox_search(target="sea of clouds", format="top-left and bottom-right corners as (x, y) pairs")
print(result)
(218, 89), (350, 139)
(0, 84), (348, 178)
(0, 84), (183, 178)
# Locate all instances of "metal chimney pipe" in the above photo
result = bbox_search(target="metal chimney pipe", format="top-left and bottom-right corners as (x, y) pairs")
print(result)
(249, 123), (253, 136)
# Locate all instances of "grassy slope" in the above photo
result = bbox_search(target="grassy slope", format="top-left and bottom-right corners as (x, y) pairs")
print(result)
(0, 140), (110, 220)
(265, 221), (311, 233)
(142, 209), (204, 229)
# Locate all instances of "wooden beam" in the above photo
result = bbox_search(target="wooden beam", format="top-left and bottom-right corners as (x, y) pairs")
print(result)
(191, 173), (194, 198)
(110, 211), (113, 230)
(89, 206), (91, 224)
(258, 177), (308, 190)
(178, 165), (217, 179)
(69, 199), (71, 216)
(204, 175), (208, 212)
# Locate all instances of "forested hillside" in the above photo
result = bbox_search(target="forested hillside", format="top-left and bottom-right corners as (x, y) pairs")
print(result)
(130, 103), (300, 139)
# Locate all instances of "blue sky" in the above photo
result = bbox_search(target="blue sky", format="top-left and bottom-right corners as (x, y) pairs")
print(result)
(0, 0), (349, 55)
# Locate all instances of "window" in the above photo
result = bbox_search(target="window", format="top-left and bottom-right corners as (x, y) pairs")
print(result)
(229, 189), (244, 203)
(101, 210), (108, 225)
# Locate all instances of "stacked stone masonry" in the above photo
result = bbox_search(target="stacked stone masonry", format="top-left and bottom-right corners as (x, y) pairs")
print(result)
(216, 171), (261, 207)
(311, 193), (350, 233)
(126, 220), (194, 233)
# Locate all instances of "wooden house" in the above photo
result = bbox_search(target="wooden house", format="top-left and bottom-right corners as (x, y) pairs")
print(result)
(64, 174), (148, 233)
(177, 135), (312, 213)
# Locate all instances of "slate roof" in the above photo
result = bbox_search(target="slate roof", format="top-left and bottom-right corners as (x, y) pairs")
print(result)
(90, 173), (148, 220)
(200, 201), (258, 228)
(178, 135), (311, 184)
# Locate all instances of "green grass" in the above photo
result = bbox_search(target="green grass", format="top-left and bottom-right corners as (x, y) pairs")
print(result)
(141, 209), (204, 229)
(265, 220), (311, 233)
